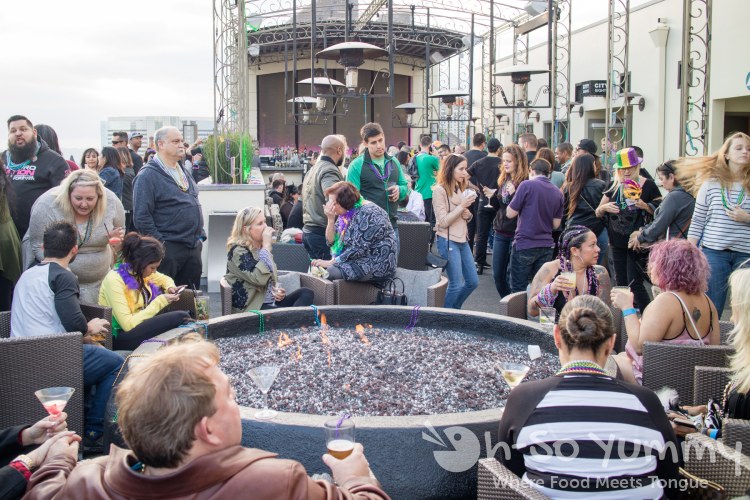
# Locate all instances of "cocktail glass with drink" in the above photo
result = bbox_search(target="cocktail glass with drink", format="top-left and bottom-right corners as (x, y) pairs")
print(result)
(248, 365), (281, 420)
(498, 362), (530, 390)
(483, 187), (497, 208)
(35, 387), (74, 434)
(539, 306), (556, 331)
(325, 417), (355, 460)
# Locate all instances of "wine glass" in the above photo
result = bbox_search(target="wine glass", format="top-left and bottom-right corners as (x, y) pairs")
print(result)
(483, 188), (497, 208)
(271, 281), (282, 306)
(35, 387), (74, 435)
(248, 365), (281, 420)
(498, 362), (530, 390)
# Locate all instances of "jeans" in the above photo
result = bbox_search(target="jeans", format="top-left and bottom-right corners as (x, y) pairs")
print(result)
(610, 245), (651, 312)
(474, 206), (497, 266)
(303, 228), (331, 260)
(436, 236), (479, 309)
(83, 344), (124, 436)
(492, 233), (514, 297)
(510, 246), (553, 293)
(261, 287), (315, 309)
(597, 228), (610, 267)
(703, 247), (750, 316)
(113, 310), (190, 351)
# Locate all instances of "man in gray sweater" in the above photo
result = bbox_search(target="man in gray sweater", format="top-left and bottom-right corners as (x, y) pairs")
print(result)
(301, 135), (345, 260)
(133, 126), (205, 289)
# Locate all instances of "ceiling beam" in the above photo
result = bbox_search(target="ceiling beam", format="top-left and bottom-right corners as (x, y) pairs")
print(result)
(354, 0), (387, 32)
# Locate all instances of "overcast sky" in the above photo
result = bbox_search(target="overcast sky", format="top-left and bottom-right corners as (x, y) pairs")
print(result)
(0, 0), (213, 157)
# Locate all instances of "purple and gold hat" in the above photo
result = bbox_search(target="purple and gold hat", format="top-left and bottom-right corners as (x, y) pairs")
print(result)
(614, 147), (643, 169)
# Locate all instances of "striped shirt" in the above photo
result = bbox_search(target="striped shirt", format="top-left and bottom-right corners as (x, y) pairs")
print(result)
(688, 180), (750, 253)
(498, 373), (681, 499)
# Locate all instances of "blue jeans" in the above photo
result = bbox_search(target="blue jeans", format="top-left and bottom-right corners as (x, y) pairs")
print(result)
(83, 344), (124, 436)
(510, 246), (554, 293)
(302, 228), (331, 260)
(492, 233), (514, 297)
(597, 228), (610, 268)
(702, 247), (750, 316)
(436, 236), (479, 309)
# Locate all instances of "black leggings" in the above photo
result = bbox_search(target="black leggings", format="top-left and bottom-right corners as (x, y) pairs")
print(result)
(610, 245), (652, 312)
(260, 287), (315, 309)
(113, 310), (190, 351)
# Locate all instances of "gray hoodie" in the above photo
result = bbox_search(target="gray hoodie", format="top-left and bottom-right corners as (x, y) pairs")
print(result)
(132, 159), (205, 247)
(638, 186), (695, 243)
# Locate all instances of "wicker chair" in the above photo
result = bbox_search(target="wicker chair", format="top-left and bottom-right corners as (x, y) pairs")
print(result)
(642, 342), (733, 405)
(723, 418), (750, 456)
(477, 458), (549, 500)
(219, 273), (335, 315)
(684, 433), (750, 497)
(693, 365), (732, 406)
(396, 221), (431, 271)
(272, 243), (311, 272)
(332, 275), (448, 306)
(0, 332), (85, 435)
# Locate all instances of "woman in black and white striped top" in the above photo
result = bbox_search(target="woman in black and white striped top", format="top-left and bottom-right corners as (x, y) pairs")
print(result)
(677, 132), (750, 316)
(498, 295), (681, 499)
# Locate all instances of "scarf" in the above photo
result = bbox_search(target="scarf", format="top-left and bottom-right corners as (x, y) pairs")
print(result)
(115, 262), (163, 313)
(331, 198), (364, 258)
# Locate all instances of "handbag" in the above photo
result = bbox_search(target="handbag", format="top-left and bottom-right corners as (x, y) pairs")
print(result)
(676, 467), (727, 499)
(376, 277), (408, 305)
(426, 251), (448, 269)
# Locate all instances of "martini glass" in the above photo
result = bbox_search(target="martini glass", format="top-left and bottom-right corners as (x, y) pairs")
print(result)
(483, 188), (497, 208)
(35, 387), (74, 435)
(498, 362), (530, 390)
(248, 365), (281, 420)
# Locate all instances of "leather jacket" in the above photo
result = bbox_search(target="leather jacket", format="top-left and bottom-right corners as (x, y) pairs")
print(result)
(25, 445), (390, 500)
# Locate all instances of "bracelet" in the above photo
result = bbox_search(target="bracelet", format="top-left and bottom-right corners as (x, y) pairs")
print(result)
(537, 283), (556, 308)
(622, 308), (638, 317)
(13, 454), (35, 471)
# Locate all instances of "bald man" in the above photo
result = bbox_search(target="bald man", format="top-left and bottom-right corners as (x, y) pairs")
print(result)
(301, 135), (346, 259)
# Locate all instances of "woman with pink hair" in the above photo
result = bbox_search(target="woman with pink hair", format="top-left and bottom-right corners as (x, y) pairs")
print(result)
(611, 238), (721, 384)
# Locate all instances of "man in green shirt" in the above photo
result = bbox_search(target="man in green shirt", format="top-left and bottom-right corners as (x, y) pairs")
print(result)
(413, 134), (440, 238)
(346, 122), (408, 247)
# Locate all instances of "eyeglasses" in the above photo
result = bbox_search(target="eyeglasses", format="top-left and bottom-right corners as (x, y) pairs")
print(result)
(112, 140), (124, 145)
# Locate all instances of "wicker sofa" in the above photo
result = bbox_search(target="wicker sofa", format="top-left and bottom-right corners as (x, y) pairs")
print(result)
(684, 433), (750, 497)
(219, 273), (335, 315)
(477, 458), (549, 500)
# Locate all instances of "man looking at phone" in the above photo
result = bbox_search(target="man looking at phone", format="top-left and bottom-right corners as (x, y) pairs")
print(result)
(346, 122), (408, 248)
(10, 221), (124, 451)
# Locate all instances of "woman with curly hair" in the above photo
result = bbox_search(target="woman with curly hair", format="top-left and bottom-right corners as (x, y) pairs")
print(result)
(611, 238), (721, 384)
(677, 131), (750, 316)
(490, 144), (529, 297)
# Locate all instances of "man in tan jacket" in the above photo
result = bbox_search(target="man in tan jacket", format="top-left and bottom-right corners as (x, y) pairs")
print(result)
(25, 339), (389, 500)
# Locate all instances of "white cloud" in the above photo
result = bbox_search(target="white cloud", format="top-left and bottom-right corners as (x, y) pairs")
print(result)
(0, 0), (213, 156)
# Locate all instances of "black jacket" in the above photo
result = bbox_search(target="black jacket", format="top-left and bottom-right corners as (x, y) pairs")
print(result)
(2, 139), (67, 238)
(0, 424), (30, 500)
(132, 159), (205, 247)
(563, 178), (607, 235)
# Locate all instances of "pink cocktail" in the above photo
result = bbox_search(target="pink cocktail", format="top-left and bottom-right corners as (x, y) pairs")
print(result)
(35, 387), (75, 420)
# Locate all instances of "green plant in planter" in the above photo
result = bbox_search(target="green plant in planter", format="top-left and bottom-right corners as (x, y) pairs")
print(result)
(203, 133), (254, 184)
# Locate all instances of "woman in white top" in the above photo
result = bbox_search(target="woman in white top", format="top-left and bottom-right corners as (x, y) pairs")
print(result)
(677, 132), (750, 315)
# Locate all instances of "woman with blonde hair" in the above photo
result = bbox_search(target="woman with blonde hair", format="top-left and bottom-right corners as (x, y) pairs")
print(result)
(225, 206), (313, 313)
(433, 154), (479, 308)
(28, 169), (125, 303)
(677, 132), (750, 316)
(490, 144), (528, 297)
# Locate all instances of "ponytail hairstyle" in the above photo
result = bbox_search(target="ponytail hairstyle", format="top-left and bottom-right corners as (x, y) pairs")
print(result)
(120, 232), (165, 292)
(558, 225), (598, 297)
(558, 295), (614, 352)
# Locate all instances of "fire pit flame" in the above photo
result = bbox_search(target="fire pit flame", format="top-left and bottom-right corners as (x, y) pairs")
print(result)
(355, 324), (370, 345)
(295, 345), (302, 361)
(320, 313), (328, 329)
(320, 330), (330, 345)
(278, 332), (293, 349)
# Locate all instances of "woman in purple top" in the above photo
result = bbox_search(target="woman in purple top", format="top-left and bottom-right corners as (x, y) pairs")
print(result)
(611, 239), (720, 384)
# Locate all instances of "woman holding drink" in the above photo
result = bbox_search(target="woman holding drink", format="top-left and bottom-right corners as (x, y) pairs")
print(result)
(432, 154), (479, 309)
(610, 238), (720, 384)
(527, 225), (611, 320)
(27, 169), (125, 303)
(225, 206), (314, 313)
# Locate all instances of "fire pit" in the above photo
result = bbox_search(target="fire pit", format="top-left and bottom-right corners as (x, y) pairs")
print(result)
(131, 306), (558, 499)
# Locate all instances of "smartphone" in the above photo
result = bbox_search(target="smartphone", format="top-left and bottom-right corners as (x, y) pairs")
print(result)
(173, 285), (188, 294)
(672, 417), (698, 429)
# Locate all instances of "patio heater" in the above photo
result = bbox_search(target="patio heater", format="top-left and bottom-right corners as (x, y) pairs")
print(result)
(394, 102), (424, 127)
(316, 42), (389, 93)
(493, 64), (549, 107)
(297, 76), (345, 112)
(287, 97), (318, 123)
(428, 89), (470, 120)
